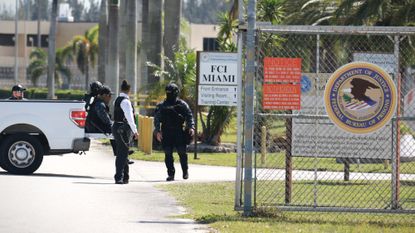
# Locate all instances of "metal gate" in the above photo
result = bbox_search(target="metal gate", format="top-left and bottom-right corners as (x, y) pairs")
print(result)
(238, 25), (415, 223)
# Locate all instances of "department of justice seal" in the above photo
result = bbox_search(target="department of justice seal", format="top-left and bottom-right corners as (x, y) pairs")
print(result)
(324, 62), (397, 134)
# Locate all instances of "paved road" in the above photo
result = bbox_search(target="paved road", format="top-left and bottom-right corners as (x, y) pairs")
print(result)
(0, 141), (210, 233)
(3, 140), (411, 233)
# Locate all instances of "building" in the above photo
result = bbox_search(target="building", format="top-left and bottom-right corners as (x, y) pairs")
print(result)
(0, 20), (219, 89)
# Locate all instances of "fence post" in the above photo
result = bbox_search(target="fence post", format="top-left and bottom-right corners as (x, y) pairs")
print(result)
(261, 126), (267, 165)
(243, 0), (256, 216)
(285, 116), (292, 204)
(234, 0), (245, 209)
(344, 161), (350, 181)
(392, 35), (401, 210)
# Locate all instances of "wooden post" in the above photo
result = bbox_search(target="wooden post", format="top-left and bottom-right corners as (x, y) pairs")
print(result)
(344, 161), (350, 181)
(285, 116), (292, 204)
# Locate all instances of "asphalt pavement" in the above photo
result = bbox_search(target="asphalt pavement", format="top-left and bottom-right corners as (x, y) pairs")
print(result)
(0, 141), (211, 233)
(2, 140), (406, 233)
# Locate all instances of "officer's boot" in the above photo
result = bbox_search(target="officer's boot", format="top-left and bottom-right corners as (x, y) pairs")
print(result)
(183, 170), (189, 180)
(166, 169), (175, 181)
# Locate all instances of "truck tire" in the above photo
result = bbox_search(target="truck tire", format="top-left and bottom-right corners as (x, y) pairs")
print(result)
(0, 156), (5, 171)
(0, 134), (44, 175)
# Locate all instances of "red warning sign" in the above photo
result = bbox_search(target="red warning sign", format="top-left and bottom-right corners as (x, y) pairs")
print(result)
(264, 57), (301, 83)
(263, 84), (301, 110)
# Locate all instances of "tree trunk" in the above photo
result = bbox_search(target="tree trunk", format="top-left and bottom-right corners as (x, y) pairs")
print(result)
(126, 0), (137, 102)
(147, 0), (162, 85)
(98, 0), (108, 83)
(108, 0), (120, 107)
(85, 61), (89, 90)
(118, 0), (127, 82)
(136, 0), (143, 92)
(163, 0), (181, 63)
(47, 0), (58, 99)
(140, 0), (149, 90)
(37, 0), (41, 48)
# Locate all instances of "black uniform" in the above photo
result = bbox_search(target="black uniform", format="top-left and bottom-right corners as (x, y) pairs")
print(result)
(85, 98), (112, 134)
(112, 96), (135, 183)
(154, 97), (194, 179)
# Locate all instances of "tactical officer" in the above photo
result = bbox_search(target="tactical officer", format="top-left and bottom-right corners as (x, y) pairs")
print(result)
(83, 81), (103, 112)
(113, 80), (139, 184)
(154, 83), (195, 181)
(8, 84), (27, 100)
(85, 85), (113, 134)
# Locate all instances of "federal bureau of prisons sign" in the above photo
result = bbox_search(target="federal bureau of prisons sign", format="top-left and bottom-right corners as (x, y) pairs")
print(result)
(324, 62), (397, 134)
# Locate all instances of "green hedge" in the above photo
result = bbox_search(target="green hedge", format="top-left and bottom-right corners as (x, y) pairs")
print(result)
(0, 88), (86, 100)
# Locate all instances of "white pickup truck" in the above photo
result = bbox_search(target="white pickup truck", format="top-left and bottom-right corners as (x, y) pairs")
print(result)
(0, 100), (90, 175)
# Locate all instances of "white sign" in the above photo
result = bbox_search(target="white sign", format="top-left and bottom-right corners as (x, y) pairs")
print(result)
(198, 85), (237, 106)
(292, 73), (392, 159)
(198, 52), (238, 107)
(353, 53), (396, 74)
(199, 52), (238, 85)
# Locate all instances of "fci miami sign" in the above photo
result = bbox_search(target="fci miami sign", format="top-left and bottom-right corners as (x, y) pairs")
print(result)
(197, 52), (238, 106)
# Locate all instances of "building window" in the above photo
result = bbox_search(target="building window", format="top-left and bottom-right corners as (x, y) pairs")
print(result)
(0, 67), (14, 79)
(0, 34), (15, 46)
(203, 37), (219, 51)
(27, 35), (48, 48)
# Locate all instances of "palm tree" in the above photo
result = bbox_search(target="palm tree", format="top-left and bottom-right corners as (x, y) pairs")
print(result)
(283, 0), (340, 25)
(258, 0), (285, 24)
(118, 0), (127, 81)
(146, 0), (162, 86)
(28, 48), (47, 87)
(47, 0), (58, 99)
(126, 0), (138, 98)
(28, 48), (71, 87)
(335, 0), (415, 26)
(97, 0), (108, 83)
(145, 47), (196, 108)
(67, 26), (99, 90)
(107, 0), (120, 100)
(163, 0), (182, 63)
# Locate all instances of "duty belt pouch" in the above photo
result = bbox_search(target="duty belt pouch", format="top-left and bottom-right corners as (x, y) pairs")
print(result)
(117, 123), (131, 144)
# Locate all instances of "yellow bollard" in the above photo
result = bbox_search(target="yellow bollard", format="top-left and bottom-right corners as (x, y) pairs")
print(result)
(139, 115), (144, 150)
(261, 126), (267, 165)
(136, 115), (154, 155)
(144, 117), (149, 153)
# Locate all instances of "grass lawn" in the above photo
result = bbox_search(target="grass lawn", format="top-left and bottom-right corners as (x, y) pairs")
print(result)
(131, 150), (237, 167)
(255, 180), (415, 210)
(131, 149), (415, 174)
(160, 181), (415, 233)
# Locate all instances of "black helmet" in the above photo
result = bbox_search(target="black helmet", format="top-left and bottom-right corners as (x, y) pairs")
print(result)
(99, 85), (113, 95)
(12, 84), (26, 92)
(89, 81), (103, 96)
(165, 83), (179, 95)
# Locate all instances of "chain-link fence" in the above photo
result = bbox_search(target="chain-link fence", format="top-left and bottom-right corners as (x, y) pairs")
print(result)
(245, 25), (415, 223)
